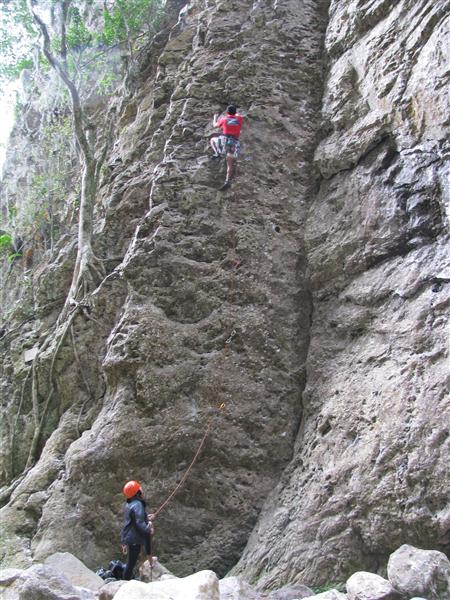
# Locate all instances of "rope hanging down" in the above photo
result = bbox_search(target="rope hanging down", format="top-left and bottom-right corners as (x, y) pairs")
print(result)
(152, 233), (240, 518)
(152, 402), (225, 518)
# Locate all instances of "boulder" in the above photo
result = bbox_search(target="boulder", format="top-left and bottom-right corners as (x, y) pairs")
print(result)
(44, 552), (104, 591)
(303, 591), (347, 600)
(113, 569), (220, 600)
(2, 564), (96, 599)
(346, 572), (400, 600)
(268, 582), (315, 599)
(219, 575), (267, 599)
(97, 579), (126, 600)
(387, 544), (450, 600)
(0, 568), (24, 586)
(139, 558), (178, 582)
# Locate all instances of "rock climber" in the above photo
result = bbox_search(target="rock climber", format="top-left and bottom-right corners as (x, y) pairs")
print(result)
(210, 105), (244, 190)
(121, 480), (156, 580)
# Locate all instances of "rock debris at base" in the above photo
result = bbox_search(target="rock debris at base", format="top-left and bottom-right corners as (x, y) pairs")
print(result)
(1, 545), (449, 599)
(0, 0), (448, 590)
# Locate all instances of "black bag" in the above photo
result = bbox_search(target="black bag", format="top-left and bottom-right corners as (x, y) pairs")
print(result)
(109, 560), (126, 579)
(96, 560), (126, 581)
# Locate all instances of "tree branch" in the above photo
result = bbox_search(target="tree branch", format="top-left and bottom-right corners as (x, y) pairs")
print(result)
(27, 0), (92, 162)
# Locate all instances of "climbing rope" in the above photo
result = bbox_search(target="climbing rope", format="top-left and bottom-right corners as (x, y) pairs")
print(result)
(151, 231), (241, 519)
(152, 402), (226, 518)
(145, 230), (241, 583)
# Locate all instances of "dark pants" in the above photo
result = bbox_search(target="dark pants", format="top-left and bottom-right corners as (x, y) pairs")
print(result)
(123, 544), (141, 580)
(123, 535), (151, 580)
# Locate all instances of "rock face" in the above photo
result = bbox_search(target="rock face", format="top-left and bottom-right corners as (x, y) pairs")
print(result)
(387, 544), (450, 600)
(0, 0), (449, 591)
(233, 0), (450, 587)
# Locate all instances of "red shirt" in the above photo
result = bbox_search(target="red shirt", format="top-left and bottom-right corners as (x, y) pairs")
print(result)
(217, 114), (243, 138)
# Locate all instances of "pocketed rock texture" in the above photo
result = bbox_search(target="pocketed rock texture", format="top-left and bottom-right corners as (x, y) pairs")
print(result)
(0, 0), (328, 579)
(0, 0), (449, 590)
(233, 0), (450, 588)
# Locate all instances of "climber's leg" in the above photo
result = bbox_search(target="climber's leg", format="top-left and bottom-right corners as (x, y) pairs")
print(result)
(210, 135), (222, 158)
(220, 138), (241, 190)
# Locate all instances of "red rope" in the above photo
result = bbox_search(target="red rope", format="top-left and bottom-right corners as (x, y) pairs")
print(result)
(152, 403), (225, 518)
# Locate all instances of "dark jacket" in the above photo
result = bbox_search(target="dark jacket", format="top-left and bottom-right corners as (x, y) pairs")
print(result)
(121, 495), (151, 549)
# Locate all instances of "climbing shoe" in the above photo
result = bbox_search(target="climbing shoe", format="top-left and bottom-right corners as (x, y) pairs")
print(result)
(210, 154), (220, 160)
(219, 180), (231, 191)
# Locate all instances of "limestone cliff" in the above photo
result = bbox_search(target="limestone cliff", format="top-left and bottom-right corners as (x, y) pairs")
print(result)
(0, 0), (448, 590)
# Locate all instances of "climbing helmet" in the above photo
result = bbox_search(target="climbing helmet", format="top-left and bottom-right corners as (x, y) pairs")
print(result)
(123, 480), (142, 498)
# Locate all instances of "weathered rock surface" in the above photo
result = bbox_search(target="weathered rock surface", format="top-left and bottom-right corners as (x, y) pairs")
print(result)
(139, 558), (177, 582)
(0, 0), (448, 592)
(219, 575), (267, 599)
(97, 580), (126, 600)
(113, 569), (219, 600)
(0, 569), (23, 586)
(233, 0), (450, 587)
(303, 591), (347, 600)
(0, 564), (96, 600)
(1, 0), (329, 579)
(267, 581), (315, 599)
(44, 552), (104, 591)
(387, 544), (450, 600)
(346, 572), (400, 600)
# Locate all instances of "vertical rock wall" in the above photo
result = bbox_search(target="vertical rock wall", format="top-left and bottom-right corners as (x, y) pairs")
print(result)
(1, 0), (329, 577)
(235, 0), (450, 588)
(0, 0), (448, 588)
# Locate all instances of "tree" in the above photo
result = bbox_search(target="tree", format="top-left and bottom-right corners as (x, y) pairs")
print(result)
(0, 0), (35, 86)
(0, 0), (166, 471)
(28, 0), (109, 307)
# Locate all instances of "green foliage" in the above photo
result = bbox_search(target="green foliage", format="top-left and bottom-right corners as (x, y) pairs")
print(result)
(0, 234), (13, 251)
(0, 0), (165, 88)
(5, 114), (77, 253)
(66, 6), (93, 49)
(7, 252), (22, 262)
(101, 0), (164, 47)
(98, 71), (119, 94)
(0, 233), (20, 262)
(0, 0), (36, 86)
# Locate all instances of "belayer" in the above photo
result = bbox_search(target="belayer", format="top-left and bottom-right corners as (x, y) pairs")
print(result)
(210, 105), (244, 190)
(121, 480), (156, 580)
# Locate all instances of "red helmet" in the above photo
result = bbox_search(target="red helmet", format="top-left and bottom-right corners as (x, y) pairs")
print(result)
(123, 480), (142, 498)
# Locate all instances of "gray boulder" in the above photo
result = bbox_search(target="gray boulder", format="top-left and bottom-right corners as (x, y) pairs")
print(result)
(303, 591), (347, 600)
(97, 580), (126, 600)
(219, 575), (267, 599)
(139, 558), (177, 582)
(113, 569), (220, 600)
(44, 552), (104, 591)
(1, 564), (96, 599)
(0, 568), (24, 586)
(346, 572), (400, 599)
(387, 544), (450, 600)
(268, 582), (315, 599)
